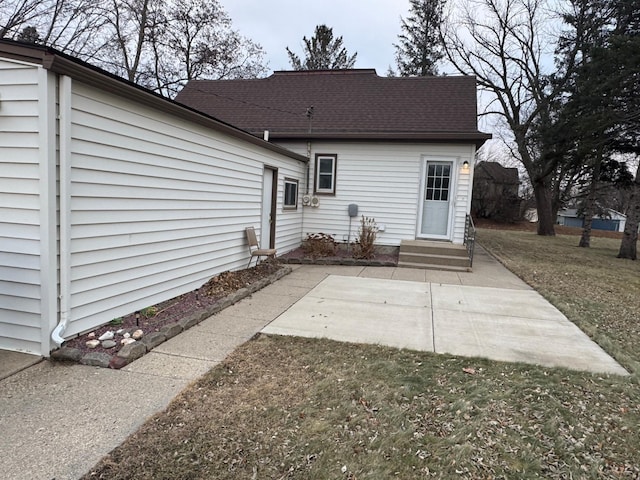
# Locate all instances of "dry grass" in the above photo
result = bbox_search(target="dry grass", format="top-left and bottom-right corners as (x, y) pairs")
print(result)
(477, 229), (640, 375)
(83, 229), (640, 480)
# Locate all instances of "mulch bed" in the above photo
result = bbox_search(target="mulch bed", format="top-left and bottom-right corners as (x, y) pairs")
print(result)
(54, 250), (397, 367)
(280, 246), (399, 266)
(60, 261), (283, 359)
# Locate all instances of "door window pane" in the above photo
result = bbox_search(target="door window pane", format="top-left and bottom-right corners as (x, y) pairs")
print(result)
(425, 162), (451, 203)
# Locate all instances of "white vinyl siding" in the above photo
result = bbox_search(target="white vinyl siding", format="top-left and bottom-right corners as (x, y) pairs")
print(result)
(279, 141), (475, 246)
(0, 60), (52, 355)
(63, 82), (304, 337)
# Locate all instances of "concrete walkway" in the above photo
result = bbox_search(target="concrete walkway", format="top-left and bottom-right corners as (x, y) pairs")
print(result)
(0, 247), (627, 480)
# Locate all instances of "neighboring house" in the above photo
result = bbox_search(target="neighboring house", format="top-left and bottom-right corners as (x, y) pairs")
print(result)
(0, 41), (307, 356)
(176, 70), (491, 246)
(557, 208), (627, 232)
(471, 161), (521, 222)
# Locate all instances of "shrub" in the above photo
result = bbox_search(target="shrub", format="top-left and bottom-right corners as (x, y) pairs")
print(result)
(303, 232), (337, 258)
(353, 216), (378, 259)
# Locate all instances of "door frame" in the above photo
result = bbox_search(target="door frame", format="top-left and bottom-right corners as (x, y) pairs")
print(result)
(261, 166), (278, 249)
(416, 156), (458, 240)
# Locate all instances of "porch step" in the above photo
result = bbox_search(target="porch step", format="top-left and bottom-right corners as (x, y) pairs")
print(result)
(397, 261), (471, 272)
(398, 240), (471, 272)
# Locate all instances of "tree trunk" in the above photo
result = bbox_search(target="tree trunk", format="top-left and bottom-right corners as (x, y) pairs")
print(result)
(618, 169), (640, 260)
(579, 157), (602, 248)
(533, 180), (556, 236)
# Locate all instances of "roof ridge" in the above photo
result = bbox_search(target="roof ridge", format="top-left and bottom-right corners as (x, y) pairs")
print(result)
(271, 69), (378, 76)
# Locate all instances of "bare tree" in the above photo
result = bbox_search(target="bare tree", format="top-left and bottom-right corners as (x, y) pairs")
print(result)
(1, 0), (267, 97)
(442, 0), (585, 235)
(2, 1), (106, 54)
(151, 0), (268, 96)
(0, 0), (45, 38)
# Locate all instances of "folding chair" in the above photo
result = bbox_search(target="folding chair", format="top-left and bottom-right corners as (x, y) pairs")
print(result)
(245, 226), (277, 267)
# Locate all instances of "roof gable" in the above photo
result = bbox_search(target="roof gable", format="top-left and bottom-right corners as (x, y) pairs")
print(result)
(176, 70), (491, 144)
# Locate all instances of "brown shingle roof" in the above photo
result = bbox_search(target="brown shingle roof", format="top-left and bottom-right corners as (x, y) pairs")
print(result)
(475, 162), (520, 184)
(176, 69), (491, 145)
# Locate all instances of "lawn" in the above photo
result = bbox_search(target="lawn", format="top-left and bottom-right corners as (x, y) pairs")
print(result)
(83, 230), (640, 480)
(477, 229), (640, 375)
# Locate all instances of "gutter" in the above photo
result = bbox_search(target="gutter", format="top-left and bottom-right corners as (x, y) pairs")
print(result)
(51, 75), (72, 346)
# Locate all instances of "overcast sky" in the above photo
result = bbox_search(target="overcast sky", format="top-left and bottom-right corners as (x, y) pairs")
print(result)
(223, 0), (412, 74)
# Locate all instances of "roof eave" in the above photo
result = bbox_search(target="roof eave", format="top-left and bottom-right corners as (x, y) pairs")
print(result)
(0, 40), (308, 164)
(259, 131), (493, 148)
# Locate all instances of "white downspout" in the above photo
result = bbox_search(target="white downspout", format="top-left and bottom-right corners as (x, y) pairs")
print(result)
(51, 75), (72, 347)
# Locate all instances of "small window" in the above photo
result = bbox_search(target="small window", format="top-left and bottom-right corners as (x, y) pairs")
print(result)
(283, 178), (298, 210)
(314, 154), (337, 195)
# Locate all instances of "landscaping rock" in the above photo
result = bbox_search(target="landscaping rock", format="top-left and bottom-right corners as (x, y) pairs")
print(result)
(117, 342), (147, 362)
(80, 352), (111, 368)
(204, 304), (224, 317)
(109, 356), (129, 369)
(159, 323), (182, 339)
(132, 329), (144, 340)
(86, 339), (100, 348)
(141, 331), (166, 350)
(101, 340), (117, 349)
(98, 331), (114, 341)
(215, 297), (233, 310)
(87, 332), (96, 339)
(179, 313), (201, 330)
(235, 288), (250, 302)
(51, 347), (82, 362)
(121, 337), (136, 345)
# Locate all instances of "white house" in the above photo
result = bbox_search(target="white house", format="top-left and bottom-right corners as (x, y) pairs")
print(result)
(1, 42), (490, 357)
(0, 41), (307, 356)
(176, 70), (491, 247)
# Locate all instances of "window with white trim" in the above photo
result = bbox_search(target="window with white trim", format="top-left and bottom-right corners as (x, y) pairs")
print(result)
(283, 178), (298, 209)
(314, 154), (337, 195)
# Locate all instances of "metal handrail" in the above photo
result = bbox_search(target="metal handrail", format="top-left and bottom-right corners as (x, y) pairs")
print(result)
(464, 214), (476, 268)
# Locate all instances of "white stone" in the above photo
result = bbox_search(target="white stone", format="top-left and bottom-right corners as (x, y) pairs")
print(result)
(87, 332), (96, 339)
(86, 339), (100, 348)
(123, 332), (131, 339)
(132, 329), (144, 340)
(116, 329), (125, 335)
(121, 338), (136, 345)
(98, 331), (114, 341)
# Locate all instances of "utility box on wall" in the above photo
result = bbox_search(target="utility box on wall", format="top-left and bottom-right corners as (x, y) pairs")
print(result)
(348, 204), (358, 217)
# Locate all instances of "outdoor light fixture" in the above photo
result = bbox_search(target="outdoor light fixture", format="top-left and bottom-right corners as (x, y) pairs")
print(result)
(462, 160), (470, 170)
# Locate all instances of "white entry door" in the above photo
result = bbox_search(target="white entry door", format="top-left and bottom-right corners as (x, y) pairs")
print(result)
(420, 160), (452, 238)
(261, 167), (276, 248)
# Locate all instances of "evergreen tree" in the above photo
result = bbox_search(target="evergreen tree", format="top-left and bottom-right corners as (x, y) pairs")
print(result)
(549, 0), (639, 251)
(394, 0), (445, 76)
(286, 24), (357, 70)
(16, 26), (41, 43)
